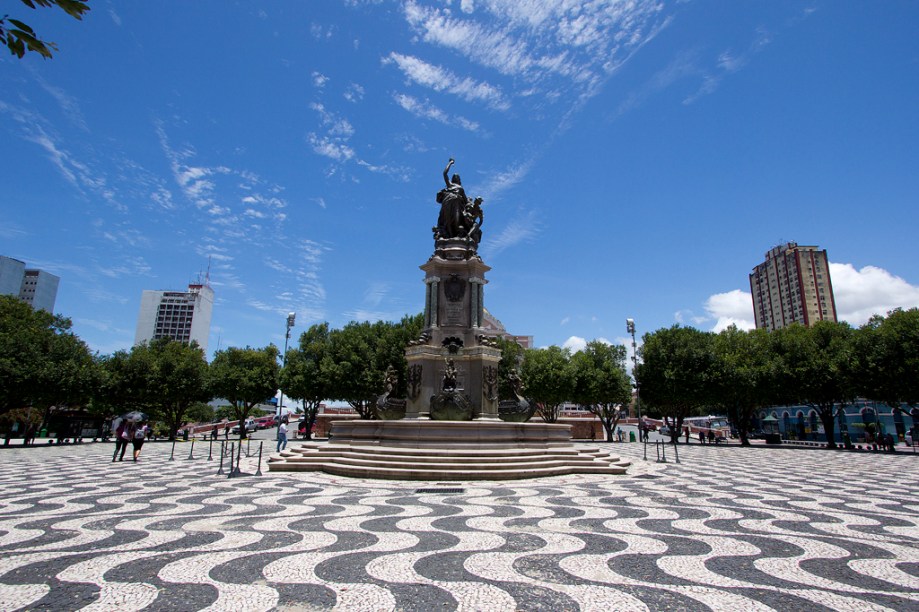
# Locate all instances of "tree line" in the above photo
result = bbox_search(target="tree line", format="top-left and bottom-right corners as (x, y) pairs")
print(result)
(4, 292), (915, 447)
(635, 309), (919, 448)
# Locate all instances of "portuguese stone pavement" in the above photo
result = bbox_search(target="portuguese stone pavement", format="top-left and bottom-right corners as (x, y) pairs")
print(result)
(0, 438), (917, 611)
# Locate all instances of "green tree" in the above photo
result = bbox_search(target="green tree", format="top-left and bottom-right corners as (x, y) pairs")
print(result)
(325, 315), (423, 419)
(770, 321), (856, 449)
(571, 341), (632, 441)
(857, 308), (919, 420)
(710, 326), (775, 446)
(636, 325), (715, 443)
(209, 345), (280, 440)
(521, 345), (574, 423)
(0, 296), (96, 425)
(139, 338), (211, 440)
(281, 322), (332, 440)
(1, 0), (89, 59)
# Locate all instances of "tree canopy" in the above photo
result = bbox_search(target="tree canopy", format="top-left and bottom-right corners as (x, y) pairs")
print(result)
(209, 345), (279, 439)
(571, 340), (632, 441)
(280, 322), (333, 439)
(769, 321), (856, 449)
(636, 325), (715, 442)
(0, 295), (96, 418)
(1, 0), (89, 59)
(521, 345), (574, 423)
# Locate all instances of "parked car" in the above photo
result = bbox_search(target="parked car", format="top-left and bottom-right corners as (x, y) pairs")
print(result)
(231, 418), (257, 435)
(255, 416), (276, 430)
(658, 426), (672, 437)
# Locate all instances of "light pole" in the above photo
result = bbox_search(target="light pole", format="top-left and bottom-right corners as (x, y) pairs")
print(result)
(626, 318), (642, 431)
(278, 312), (296, 420)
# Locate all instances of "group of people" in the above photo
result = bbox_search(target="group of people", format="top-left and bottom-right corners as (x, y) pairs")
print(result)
(112, 419), (149, 462)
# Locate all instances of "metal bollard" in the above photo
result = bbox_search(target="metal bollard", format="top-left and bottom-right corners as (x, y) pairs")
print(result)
(217, 441), (226, 475)
(246, 437), (252, 458)
(187, 438), (195, 460)
(169, 439), (176, 461)
(207, 439), (213, 461)
(673, 440), (680, 464)
(643, 438), (648, 461)
(255, 441), (263, 476)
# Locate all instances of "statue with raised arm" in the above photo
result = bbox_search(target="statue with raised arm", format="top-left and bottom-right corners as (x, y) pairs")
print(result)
(435, 158), (468, 239)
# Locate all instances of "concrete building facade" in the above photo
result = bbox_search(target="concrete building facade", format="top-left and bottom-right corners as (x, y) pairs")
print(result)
(134, 283), (214, 355)
(0, 255), (60, 313)
(749, 242), (837, 331)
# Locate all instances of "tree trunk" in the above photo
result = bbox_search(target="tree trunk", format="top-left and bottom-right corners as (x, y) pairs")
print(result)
(818, 405), (837, 449)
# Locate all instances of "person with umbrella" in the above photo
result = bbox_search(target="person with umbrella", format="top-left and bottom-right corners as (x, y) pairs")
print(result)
(131, 420), (149, 462)
(112, 417), (130, 462)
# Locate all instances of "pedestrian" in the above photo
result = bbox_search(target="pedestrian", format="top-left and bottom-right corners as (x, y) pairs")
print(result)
(131, 421), (148, 462)
(699, 430), (705, 445)
(224, 423), (229, 440)
(708, 430), (715, 445)
(112, 419), (130, 462)
(277, 418), (289, 452)
(684, 427), (690, 444)
(211, 424), (218, 440)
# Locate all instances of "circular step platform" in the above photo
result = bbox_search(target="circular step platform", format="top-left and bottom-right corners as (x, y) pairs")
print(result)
(269, 420), (631, 480)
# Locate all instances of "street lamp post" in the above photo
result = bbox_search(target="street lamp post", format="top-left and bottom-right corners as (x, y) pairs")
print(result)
(277, 312), (296, 420)
(626, 318), (642, 431)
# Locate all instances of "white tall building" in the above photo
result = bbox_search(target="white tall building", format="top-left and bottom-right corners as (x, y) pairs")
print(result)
(134, 282), (214, 354)
(0, 255), (60, 313)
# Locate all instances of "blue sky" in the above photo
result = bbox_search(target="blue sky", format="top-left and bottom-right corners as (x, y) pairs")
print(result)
(2, 1), (918, 361)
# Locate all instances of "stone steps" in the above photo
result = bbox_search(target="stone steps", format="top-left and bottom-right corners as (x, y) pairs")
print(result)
(269, 442), (630, 480)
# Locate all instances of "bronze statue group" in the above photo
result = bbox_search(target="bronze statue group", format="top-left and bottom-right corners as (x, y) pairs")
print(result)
(434, 158), (484, 247)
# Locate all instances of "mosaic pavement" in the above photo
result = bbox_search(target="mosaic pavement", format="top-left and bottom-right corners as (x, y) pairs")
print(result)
(0, 439), (917, 611)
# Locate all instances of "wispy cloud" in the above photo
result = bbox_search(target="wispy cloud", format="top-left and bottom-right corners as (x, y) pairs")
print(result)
(481, 209), (541, 258)
(384, 52), (510, 110)
(683, 28), (772, 105)
(401, 0), (666, 98)
(392, 93), (481, 133)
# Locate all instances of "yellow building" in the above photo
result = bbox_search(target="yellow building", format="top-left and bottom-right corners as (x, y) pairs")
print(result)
(749, 242), (837, 331)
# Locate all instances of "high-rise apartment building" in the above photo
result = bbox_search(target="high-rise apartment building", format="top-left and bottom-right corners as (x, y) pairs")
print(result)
(0, 255), (60, 313)
(749, 242), (837, 331)
(134, 282), (214, 354)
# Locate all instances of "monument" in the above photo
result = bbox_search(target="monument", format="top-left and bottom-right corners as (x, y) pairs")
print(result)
(270, 159), (630, 479)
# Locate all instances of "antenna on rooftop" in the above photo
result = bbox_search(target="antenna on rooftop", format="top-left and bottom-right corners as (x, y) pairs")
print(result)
(205, 256), (212, 287)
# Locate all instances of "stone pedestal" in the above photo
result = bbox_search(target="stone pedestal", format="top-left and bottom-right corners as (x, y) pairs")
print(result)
(405, 245), (500, 420)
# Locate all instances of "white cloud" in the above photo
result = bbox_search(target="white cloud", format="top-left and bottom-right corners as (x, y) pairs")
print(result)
(384, 52), (510, 110)
(560, 316), (570, 326)
(312, 71), (330, 88)
(562, 335), (587, 353)
(695, 263), (919, 332)
(392, 93), (481, 133)
(344, 82), (365, 103)
(829, 263), (919, 325)
(705, 289), (755, 332)
(308, 134), (355, 161)
(401, 0), (666, 96)
(480, 209), (540, 258)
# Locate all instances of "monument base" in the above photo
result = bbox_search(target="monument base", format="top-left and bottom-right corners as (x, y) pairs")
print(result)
(268, 419), (631, 480)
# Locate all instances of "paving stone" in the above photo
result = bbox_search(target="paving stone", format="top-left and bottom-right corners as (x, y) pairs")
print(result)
(0, 440), (916, 611)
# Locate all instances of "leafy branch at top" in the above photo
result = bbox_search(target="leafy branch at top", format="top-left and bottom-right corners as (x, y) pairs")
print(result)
(1, 0), (90, 60)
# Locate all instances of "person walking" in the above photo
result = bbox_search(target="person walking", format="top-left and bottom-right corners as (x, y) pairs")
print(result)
(131, 421), (148, 462)
(112, 419), (130, 462)
(276, 419), (288, 453)
(684, 427), (690, 444)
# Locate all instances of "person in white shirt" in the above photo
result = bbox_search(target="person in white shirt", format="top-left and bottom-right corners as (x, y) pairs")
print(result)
(277, 419), (288, 452)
